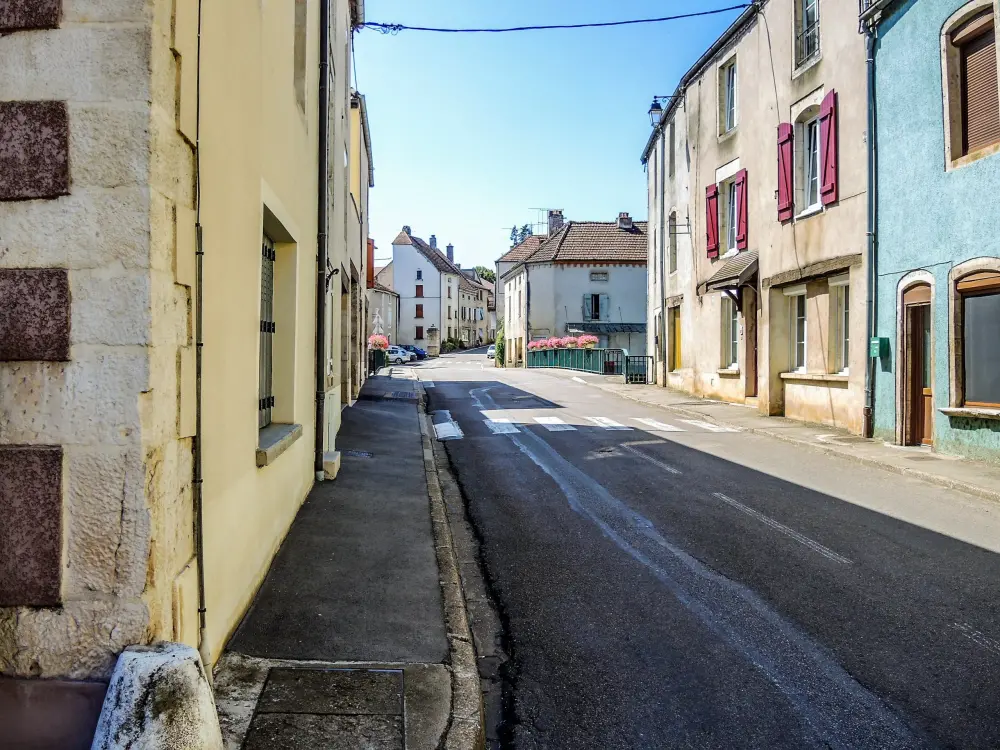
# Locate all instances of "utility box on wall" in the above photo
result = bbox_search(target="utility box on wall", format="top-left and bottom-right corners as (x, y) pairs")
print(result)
(869, 337), (890, 359)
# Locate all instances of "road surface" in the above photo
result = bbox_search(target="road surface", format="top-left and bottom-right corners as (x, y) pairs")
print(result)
(410, 349), (1000, 750)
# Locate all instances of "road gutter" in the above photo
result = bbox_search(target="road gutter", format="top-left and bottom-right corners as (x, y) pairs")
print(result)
(417, 383), (488, 750)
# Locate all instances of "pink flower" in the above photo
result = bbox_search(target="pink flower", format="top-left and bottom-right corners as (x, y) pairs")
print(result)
(578, 335), (599, 348)
(560, 336), (579, 349)
(368, 334), (389, 350)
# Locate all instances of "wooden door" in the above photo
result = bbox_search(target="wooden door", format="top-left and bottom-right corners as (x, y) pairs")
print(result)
(905, 298), (933, 446)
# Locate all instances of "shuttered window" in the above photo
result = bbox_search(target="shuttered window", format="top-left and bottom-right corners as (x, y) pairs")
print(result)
(734, 169), (749, 251)
(777, 123), (795, 222)
(955, 13), (1000, 155)
(415, 303), (423, 319)
(706, 184), (720, 257)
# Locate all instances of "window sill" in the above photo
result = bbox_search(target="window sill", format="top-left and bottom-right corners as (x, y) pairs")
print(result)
(718, 126), (739, 144)
(720, 247), (740, 259)
(940, 406), (1000, 421)
(947, 141), (1000, 171)
(792, 53), (822, 79)
(794, 205), (824, 222)
(257, 423), (303, 467)
(718, 368), (741, 377)
(780, 371), (849, 384)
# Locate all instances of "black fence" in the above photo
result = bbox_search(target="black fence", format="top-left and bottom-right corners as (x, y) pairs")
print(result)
(626, 356), (653, 385)
(368, 349), (387, 376)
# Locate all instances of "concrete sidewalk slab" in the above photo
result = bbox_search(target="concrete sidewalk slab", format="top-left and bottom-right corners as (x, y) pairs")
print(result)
(541, 368), (1000, 505)
(215, 374), (482, 749)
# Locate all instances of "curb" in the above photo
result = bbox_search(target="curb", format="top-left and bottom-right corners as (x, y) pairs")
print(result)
(586, 380), (1000, 507)
(417, 385), (487, 750)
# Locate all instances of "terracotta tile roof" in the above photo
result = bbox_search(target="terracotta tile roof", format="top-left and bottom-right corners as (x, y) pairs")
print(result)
(524, 221), (648, 264)
(497, 235), (547, 263)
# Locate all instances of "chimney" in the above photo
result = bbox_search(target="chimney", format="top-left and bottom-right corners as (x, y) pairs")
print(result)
(429, 235), (437, 249)
(402, 225), (411, 235)
(446, 243), (454, 263)
(617, 212), (633, 230)
(547, 209), (564, 236)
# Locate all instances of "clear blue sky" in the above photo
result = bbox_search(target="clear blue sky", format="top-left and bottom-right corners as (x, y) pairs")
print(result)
(354, 1), (745, 270)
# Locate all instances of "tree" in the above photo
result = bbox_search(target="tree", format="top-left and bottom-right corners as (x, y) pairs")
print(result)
(474, 266), (496, 284)
(508, 223), (534, 248)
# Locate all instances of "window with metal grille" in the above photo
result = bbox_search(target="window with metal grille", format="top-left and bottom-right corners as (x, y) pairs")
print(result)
(795, 0), (820, 67)
(259, 234), (276, 429)
(956, 13), (999, 155)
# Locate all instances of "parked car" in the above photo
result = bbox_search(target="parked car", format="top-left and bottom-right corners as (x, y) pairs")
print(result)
(401, 344), (428, 360)
(486, 344), (496, 359)
(386, 346), (414, 365)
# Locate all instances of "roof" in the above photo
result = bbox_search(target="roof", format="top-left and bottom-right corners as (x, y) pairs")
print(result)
(523, 221), (648, 264)
(701, 250), (759, 294)
(641, 4), (759, 164)
(393, 228), (467, 277)
(497, 235), (547, 263)
(370, 281), (398, 296)
(565, 322), (647, 334)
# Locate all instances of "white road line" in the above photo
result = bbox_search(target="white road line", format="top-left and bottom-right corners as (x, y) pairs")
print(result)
(633, 418), (684, 432)
(585, 417), (632, 431)
(572, 376), (587, 384)
(951, 623), (1000, 656)
(533, 416), (576, 432)
(620, 444), (681, 474)
(680, 419), (740, 433)
(485, 419), (520, 435)
(712, 493), (852, 564)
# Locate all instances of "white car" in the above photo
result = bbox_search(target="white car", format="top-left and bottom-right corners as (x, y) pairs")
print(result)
(486, 344), (496, 359)
(386, 346), (414, 365)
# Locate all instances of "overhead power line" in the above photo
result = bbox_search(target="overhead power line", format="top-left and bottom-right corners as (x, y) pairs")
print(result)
(359, 5), (752, 35)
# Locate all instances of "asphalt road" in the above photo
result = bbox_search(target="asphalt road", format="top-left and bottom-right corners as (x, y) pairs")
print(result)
(414, 350), (1000, 750)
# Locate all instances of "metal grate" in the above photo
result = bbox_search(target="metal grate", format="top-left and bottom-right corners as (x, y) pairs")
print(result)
(259, 234), (276, 429)
(796, 19), (820, 66)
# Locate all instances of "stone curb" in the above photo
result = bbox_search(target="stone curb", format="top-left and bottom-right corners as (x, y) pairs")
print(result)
(416, 385), (487, 750)
(582, 378), (1000, 507)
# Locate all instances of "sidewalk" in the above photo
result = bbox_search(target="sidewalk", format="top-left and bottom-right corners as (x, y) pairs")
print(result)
(551, 369), (1000, 505)
(214, 374), (483, 749)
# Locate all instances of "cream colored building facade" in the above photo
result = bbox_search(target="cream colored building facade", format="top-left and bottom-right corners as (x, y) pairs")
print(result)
(0, 0), (370, 741)
(644, 0), (869, 433)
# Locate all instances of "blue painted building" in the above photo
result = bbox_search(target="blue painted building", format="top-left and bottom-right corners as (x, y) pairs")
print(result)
(867, 0), (1000, 461)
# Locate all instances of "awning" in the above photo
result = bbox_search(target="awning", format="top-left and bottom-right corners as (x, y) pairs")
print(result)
(701, 250), (758, 293)
(565, 322), (646, 334)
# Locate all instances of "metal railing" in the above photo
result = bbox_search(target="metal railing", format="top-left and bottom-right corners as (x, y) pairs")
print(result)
(626, 356), (653, 385)
(527, 347), (627, 375)
(258, 235), (276, 429)
(795, 20), (820, 66)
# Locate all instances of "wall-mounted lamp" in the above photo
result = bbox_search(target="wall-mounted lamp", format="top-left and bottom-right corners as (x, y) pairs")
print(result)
(648, 95), (677, 127)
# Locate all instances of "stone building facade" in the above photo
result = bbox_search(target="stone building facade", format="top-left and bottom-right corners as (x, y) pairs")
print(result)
(0, 0), (371, 743)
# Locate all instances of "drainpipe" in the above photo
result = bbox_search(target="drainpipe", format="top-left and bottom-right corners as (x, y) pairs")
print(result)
(524, 265), (530, 366)
(863, 27), (878, 438)
(314, 0), (331, 480)
(658, 127), (667, 382)
(191, 0), (211, 675)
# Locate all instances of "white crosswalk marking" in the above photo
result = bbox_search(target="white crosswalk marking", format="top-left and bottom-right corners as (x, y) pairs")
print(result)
(533, 416), (576, 432)
(633, 418), (684, 432)
(585, 417), (632, 431)
(484, 419), (519, 435)
(679, 419), (739, 433)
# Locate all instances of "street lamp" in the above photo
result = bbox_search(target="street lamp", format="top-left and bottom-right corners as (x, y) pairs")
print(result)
(648, 98), (663, 127)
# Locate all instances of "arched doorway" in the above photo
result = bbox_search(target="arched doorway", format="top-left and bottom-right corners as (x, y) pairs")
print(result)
(902, 283), (933, 445)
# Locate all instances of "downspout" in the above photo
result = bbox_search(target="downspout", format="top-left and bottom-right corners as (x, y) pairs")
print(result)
(863, 27), (878, 437)
(524, 265), (530, 366)
(658, 128), (667, 382)
(192, 0), (211, 674)
(314, 0), (331, 480)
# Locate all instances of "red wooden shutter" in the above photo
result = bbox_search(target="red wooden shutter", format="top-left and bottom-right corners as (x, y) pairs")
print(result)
(820, 90), (839, 205)
(735, 168), (749, 250)
(706, 184), (720, 258)
(777, 123), (794, 222)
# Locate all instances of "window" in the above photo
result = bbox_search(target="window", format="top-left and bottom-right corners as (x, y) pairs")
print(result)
(668, 121), (676, 177)
(795, 0), (820, 68)
(958, 271), (1000, 406)
(415, 284), (423, 298)
(787, 290), (807, 371)
(448, 305), (452, 319)
(259, 234), (276, 428)
(415, 303), (423, 319)
(803, 116), (821, 210)
(668, 213), (678, 273)
(831, 276), (850, 374)
(720, 58), (738, 134)
(944, 7), (1000, 164)
(584, 293), (610, 322)
(722, 296), (739, 369)
(590, 271), (609, 282)
(416, 269), (423, 280)
(293, 0), (308, 112)
(416, 326), (424, 340)
(447, 286), (452, 298)
(720, 179), (739, 252)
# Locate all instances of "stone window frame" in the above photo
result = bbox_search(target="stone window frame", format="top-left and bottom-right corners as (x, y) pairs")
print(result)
(785, 284), (808, 373)
(947, 256), (1000, 408)
(894, 271), (936, 446)
(718, 50), (739, 138)
(829, 273), (851, 375)
(940, 0), (1000, 171)
(668, 210), (679, 275)
(720, 294), (740, 371)
(790, 88), (826, 220)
